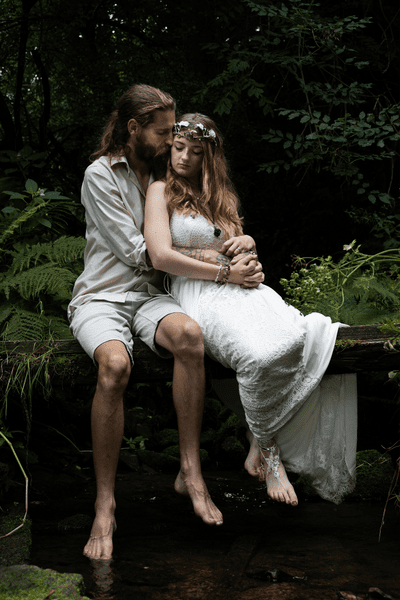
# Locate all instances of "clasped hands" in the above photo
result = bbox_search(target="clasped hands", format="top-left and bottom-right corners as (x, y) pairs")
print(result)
(204, 235), (264, 289)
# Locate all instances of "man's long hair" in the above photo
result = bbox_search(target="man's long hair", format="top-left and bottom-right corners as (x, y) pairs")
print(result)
(164, 113), (243, 240)
(91, 84), (176, 161)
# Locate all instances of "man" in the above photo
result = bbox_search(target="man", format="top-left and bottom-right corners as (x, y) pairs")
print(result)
(68, 84), (260, 560)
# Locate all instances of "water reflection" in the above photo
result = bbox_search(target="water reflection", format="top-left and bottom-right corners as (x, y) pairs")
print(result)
(89, 559), (115, 599)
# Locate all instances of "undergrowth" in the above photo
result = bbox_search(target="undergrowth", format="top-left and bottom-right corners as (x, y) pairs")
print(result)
(281, 240), (400, 325)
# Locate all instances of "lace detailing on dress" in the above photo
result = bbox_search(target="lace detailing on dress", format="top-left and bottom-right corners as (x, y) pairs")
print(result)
(171, 211), (224, 252)
(169, 211), (358, 504)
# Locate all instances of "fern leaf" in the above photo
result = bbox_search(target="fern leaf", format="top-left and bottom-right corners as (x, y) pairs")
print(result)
(11, 236), (86, 274)
(7, 264), (77, 300)
(1, 308), (48, 341)
(0, 200), (49, 246)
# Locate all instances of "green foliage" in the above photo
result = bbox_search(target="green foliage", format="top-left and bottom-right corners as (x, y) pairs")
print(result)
(262, 106), (400, 191)
(353, 449), (394, 501)
(194, 0), (400, 253)
(281, 241), (400, 324)
(0, 179), (85, 340)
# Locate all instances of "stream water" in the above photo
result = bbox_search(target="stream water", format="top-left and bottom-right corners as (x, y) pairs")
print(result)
(27, 466), (400, 600)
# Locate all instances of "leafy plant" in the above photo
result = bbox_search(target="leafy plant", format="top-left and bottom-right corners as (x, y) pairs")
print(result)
(281, 240), (400, 324)
(0, 179), (86, 340)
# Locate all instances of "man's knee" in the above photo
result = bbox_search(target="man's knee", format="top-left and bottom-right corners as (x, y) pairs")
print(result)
(95, 342), (131, 391)
(173, 319), (204, 359)
(158, 315), (204, 359)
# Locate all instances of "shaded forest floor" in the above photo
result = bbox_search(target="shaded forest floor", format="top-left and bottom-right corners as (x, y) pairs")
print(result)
(5, 462), (399, 600)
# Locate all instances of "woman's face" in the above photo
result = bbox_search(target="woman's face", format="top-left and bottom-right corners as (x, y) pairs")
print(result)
(171, 135), (204, 184)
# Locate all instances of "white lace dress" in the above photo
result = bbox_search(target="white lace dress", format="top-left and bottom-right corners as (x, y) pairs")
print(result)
(169, 212), (357, 503)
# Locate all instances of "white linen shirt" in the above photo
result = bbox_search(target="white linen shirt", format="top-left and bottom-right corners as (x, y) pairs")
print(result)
(68, 154), (164, 317)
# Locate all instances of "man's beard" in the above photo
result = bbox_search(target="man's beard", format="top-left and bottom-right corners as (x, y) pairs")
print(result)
(134, 133), (170, 179)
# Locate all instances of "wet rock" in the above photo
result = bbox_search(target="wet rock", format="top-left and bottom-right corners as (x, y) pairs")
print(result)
(57, 514), (92, 531)
(119, 450), (140, 471)
(0, 565), (90, 599)
(337, 587), (395, 600)
(366, 587), (395, 600)
(247, 567), (307, 583)
(136, 449), (180, 470)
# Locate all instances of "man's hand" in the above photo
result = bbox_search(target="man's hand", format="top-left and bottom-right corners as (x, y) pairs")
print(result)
(221, 235), (256, 257)
(172, 245), (264, 288)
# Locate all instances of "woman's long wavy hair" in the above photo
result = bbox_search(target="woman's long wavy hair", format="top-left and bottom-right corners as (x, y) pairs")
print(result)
(91, 84), (175, 161)
(164, 113), (243, 239)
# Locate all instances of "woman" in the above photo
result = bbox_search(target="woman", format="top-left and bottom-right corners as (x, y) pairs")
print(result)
(145, 114), (357, 506)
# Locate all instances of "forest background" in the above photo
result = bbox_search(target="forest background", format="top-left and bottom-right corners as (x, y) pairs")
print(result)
(1, 0), (400, 476)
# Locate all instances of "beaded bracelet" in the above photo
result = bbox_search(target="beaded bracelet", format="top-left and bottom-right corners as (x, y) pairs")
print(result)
(217, 264), (230, 286)
(214, 264), (223, 283)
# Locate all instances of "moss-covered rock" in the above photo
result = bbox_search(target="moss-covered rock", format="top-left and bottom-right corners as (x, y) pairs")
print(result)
(57, 514), (92, 531)
(0, 565), (90, 600)
(0, 506), (31, 566)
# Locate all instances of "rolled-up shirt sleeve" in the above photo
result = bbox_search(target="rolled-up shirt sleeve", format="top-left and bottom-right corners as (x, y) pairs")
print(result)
(82, 160), (150, 271)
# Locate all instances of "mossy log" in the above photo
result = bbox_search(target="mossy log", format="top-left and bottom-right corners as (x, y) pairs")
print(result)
(0, 324), (399, 386)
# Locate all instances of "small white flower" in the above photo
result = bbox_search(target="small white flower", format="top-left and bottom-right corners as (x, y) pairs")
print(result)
(209, 129), (216, 139)
(343, 239), (356, 251)
(197, 123), (205, 131)
(178, 121), (190, 127)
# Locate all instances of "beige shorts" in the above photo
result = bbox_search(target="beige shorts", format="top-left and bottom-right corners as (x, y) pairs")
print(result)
(69, 295), (187, 364)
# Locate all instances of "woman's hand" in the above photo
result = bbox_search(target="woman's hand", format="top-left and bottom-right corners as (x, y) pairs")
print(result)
(221, 235), (256, 257)
(228, 253), (264, 288)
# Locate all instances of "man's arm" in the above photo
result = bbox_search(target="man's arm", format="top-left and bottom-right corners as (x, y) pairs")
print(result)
(172, 246), (230, 266)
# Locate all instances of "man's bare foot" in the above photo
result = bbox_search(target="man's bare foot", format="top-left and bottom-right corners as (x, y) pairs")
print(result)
(83, 510), (117, 560)
(244, 430), (262, 477)
(259, 442), (298, 506)
(174, 469), (223, 525)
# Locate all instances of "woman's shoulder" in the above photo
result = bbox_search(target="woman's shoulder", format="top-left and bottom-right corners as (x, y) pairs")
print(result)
(148, 180), (167, 194)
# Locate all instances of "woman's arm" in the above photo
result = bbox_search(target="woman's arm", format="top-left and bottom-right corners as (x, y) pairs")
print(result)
(144, 182), (263, 286)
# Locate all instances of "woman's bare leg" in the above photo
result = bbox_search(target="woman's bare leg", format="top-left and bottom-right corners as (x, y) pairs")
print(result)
(259, 440), (298, 506)
(244, 430), (262, 477)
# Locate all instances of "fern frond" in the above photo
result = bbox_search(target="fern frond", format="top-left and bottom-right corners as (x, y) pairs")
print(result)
(6, 264), (77, 300)
(1, 308), (48, 341)
(47, 315), (73, 339)
(11, 236), (86, 274)
(0, 200), (49, 246)
(347, 276), (400, 306)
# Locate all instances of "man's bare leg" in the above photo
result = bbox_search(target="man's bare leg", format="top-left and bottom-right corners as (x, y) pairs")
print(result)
(83, 341), (131, 560)
(156, 313), (223, 525)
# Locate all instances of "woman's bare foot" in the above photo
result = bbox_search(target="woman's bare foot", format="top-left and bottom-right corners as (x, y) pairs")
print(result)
(259, 442), (298, 506)
(83, 507), (117, 560)
(174, 469), (223, 525)
(244, 430), (262, 477)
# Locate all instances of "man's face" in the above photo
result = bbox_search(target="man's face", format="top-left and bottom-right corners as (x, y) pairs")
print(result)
(133, 109), (175, 164)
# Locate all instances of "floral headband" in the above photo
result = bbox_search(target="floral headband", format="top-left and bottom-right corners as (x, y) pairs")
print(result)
(173, 121), (218, 145)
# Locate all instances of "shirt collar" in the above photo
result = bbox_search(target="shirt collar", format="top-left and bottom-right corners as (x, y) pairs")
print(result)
(109, 154), (155, 193)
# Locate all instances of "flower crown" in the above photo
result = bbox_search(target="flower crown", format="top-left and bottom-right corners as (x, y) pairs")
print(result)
(173, 121), (218, 145)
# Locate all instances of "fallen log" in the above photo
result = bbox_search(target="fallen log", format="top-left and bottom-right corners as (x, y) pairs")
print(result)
(0, 324), (399, 386)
